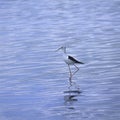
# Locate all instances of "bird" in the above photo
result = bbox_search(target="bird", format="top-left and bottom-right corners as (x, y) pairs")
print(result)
(57, 46), (84, 83)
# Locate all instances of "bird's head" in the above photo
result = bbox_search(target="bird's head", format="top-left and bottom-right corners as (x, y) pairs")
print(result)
(56, 46), (66, 53)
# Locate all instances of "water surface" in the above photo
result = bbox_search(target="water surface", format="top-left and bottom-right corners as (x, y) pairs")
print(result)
(0, 0), (120, 120)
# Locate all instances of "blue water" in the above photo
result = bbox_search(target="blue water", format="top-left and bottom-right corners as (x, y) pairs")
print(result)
(0, 0), (120, 120)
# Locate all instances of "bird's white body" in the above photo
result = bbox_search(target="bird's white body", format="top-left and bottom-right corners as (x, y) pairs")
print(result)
(63, 54), (74, 65)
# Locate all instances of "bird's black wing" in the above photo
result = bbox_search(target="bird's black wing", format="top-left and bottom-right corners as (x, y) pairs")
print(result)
(68, 55), (84, 64)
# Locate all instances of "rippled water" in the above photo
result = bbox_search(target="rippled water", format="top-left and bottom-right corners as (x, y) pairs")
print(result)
(0, 0), (120, 120)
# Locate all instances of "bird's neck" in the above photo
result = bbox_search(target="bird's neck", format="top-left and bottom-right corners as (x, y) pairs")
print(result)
(63, 48), (66, 54)
(63, 50), (67, 58)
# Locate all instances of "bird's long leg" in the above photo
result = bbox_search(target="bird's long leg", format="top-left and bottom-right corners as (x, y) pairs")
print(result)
(68, 65), (72, 77)
(68, 65), (72, 83)
(72, 64), (79, 76)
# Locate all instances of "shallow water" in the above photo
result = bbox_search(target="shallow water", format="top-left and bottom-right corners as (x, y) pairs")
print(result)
(0, 0), (120, 120)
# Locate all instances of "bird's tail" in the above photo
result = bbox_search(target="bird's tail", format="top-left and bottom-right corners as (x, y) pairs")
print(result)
(77, 61), (84, 64)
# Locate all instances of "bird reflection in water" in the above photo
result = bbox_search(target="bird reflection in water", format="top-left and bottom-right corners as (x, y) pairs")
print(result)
(64, 80), (82, 106)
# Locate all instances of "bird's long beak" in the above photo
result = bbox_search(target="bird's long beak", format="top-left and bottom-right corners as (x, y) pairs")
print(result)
(56, 47), (62, 52)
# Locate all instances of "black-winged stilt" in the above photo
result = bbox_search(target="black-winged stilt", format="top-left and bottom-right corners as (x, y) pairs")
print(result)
(57, 46), (84, 83)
